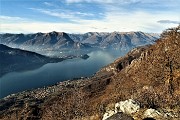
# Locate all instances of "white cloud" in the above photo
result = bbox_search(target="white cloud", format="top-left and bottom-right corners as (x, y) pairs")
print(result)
(30, 8), (75, 19)
(29, 8), (95, 21)
(0, 22), (86, 33)
(1, 11), (179, 34)
(0, 16), (29, 23)
(43, 2), (54, 6)
(75, 12), (94, 16)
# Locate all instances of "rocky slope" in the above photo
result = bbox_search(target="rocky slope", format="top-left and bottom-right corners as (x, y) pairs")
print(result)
(0, 26), (179, 120)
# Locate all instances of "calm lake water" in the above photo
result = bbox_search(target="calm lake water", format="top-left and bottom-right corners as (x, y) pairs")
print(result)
(0, 50), (128, 98)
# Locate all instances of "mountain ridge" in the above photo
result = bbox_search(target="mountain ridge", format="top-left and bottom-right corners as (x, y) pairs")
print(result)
(0, 31), (159, 51)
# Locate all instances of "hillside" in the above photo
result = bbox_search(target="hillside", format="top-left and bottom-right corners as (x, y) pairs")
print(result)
(0, 26), (179, 120)
(0, 44), (64, 77)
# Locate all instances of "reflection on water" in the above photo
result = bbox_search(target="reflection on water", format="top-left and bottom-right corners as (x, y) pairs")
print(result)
(0, 50), (128, 98)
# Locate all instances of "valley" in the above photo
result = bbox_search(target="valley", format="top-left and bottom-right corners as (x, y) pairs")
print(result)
(0, 31), (159, 98)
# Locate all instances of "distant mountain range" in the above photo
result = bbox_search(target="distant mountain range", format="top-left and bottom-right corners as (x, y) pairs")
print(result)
(69, 32), (159, 49)
(0, 31), (159, 51)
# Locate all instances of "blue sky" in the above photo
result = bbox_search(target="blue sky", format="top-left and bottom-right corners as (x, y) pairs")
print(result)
(0, 0), (180, 33)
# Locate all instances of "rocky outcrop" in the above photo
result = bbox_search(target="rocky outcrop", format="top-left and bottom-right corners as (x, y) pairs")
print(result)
(103, 98), (179, 120)
(115, 99), (140, 114)
(144, 109), (162, 118)
(103, 99), (139, 120)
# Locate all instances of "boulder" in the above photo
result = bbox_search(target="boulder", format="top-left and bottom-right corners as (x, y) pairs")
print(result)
(144, 108), (162, 118)
(115, 99), (140, 114)
(102, 110), (116, 120)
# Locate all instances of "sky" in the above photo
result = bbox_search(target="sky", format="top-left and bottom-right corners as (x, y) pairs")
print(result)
(0, 0), (180, 33)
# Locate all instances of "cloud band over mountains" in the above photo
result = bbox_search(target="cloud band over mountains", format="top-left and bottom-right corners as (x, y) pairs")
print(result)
(157, 20), (180, 24)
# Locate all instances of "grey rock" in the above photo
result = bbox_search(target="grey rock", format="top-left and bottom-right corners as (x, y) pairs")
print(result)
(106, 112), (134, 120)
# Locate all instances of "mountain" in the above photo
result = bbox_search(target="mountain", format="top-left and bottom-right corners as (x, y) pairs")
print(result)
(0, 32), (159, 51)
(0, 26), (179, 120)
(0, 44), (64, 77)
(0, 32), (90, 51)
(69, 32), (159, 49)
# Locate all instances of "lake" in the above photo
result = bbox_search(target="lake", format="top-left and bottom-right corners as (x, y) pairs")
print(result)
(0, 50), (128, 98)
